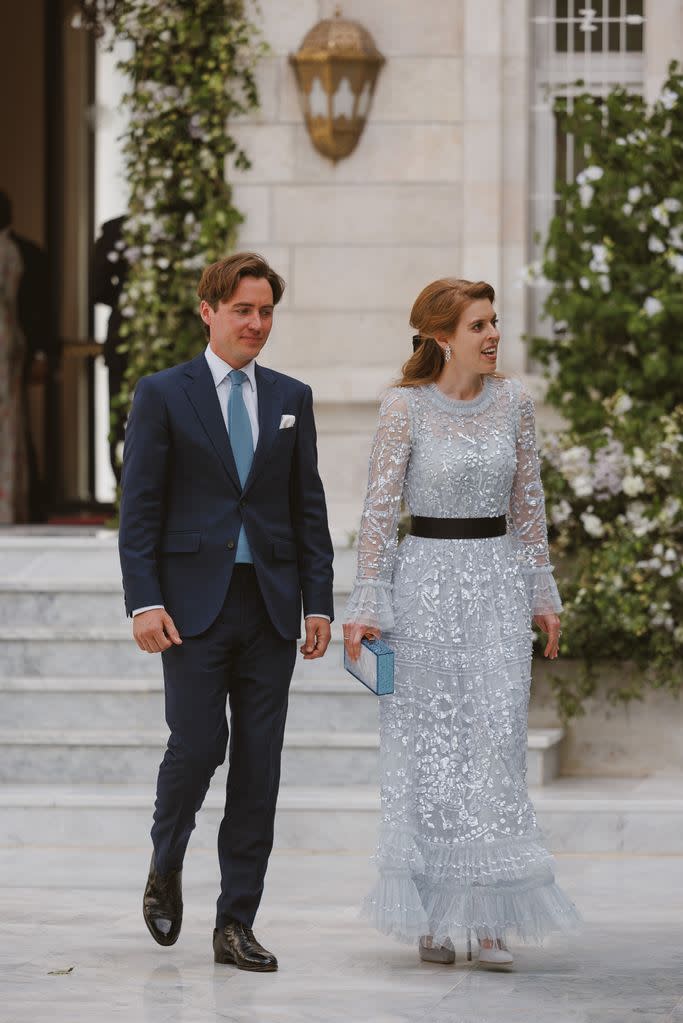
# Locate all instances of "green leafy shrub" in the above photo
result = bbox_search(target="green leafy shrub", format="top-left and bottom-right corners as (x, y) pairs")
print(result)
(541, 394), (683, 719)
(525, 64), (683, 717)
(531, 63), (683, 432)
(80, 0), (266, 452)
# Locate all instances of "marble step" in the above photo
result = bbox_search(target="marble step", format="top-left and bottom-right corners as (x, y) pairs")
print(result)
(0, 725), (563, 788)
(0, 581), (352, 628)
(0, 627), (349, 679)
(0, 531), (357, 577)
(0, 533), (355, 634)
(0, 676), (380, 733)
(0, 727), (381, 786)
(0, 782), (380, 852)
(0, 584), (129, 628)
(3, 776), (683, 853)
(0, 532), (123, 582)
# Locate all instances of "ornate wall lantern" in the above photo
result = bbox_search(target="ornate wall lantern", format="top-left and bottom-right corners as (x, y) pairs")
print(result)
(289, 9), (385, 163)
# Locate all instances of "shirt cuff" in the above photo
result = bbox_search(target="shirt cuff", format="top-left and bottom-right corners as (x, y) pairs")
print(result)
(132, 605), (164, 617)
(305, 614), (330, 621)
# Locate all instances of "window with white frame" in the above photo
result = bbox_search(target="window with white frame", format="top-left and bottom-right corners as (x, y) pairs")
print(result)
(528, 1), (646, 348)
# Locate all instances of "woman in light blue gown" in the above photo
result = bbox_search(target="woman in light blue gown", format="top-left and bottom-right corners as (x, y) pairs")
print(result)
(343, 278), (580, 967)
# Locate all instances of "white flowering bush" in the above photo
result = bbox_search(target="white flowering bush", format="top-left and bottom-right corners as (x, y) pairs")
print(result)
(532, 63), (683, 432)
(541, 394), (683, 719)
(78, 1), (266, 440)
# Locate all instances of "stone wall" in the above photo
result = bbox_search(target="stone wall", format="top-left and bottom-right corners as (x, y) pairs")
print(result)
(530, 659), (683, 778)
(93, 1), (683, 534)
(232, 0), (534, 543)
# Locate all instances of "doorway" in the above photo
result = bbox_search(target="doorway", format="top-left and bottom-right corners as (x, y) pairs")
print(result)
(0, 0), (110, 523)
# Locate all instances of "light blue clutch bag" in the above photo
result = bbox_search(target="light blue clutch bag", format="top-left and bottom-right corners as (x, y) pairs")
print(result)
(344, 637), (394, 696)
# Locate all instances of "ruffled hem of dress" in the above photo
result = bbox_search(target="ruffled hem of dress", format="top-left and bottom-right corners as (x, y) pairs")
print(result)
(362, 827), (581, 945)
(360, 873), (429, 942)
(375, 827), (556, 887)
(361, 870), (581, 946)
(522, 566), (563, 616)
(372, 822), (426, 872)
(343, 579), (395, 631)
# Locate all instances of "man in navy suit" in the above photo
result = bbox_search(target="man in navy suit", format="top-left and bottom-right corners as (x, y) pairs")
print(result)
(118, 252), (334, 971)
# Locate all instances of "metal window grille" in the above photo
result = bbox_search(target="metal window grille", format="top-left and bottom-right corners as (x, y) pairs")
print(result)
(528, 0), (646, 351)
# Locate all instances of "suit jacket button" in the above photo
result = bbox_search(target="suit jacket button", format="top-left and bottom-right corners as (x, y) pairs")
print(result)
(227, 540), (235, 549)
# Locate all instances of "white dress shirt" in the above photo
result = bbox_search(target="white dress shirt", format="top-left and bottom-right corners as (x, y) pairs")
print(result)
(132, 344), (329, 622)
(205, 342), (259, 447)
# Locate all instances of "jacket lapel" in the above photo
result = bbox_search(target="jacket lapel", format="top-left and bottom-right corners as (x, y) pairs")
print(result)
(243, 364), (282, 495)
(182, 354), (241, 493)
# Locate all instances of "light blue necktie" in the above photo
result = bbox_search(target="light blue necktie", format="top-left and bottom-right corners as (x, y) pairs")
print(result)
(228, 369), (254, 563)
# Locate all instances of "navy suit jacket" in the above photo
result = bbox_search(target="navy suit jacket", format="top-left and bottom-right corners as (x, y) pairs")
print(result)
(118, 353), (334, 639)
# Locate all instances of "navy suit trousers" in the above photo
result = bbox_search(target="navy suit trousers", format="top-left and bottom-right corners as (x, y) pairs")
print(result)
(153, 565), (297, 928)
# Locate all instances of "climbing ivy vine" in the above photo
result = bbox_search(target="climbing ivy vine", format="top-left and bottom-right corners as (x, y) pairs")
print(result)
(79, 0), (266, 453)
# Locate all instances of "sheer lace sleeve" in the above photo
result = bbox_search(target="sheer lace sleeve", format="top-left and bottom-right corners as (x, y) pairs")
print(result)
(508, 388), (563, 617)
(343, 389), (411, 631)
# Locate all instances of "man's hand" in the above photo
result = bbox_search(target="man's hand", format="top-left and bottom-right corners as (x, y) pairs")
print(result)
(300, 616), (332, 660)
(133, 609), (182, 654)
(342, 623), (382, 662)
(533, 614), (561, 659)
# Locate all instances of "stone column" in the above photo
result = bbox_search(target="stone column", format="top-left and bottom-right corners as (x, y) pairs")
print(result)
(460, 0), (504, 291)
(501, 0), (531, 378)
(461, 0), (531, 379)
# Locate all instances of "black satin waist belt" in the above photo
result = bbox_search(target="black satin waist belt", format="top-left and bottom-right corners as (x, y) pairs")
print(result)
(409, 515), (507, 539)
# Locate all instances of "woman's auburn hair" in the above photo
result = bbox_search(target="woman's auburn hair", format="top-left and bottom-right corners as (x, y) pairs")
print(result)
(397, 277), (496, 388)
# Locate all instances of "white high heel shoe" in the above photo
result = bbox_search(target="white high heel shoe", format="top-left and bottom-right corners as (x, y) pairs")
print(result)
(476, 934), (514, 966)
(418, 935), (455, 964)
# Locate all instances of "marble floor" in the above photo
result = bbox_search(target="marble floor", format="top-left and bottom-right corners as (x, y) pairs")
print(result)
(1, 844), (682, 1023)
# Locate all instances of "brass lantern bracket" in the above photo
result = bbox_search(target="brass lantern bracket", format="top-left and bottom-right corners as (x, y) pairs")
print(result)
(289, 14), (385, 163)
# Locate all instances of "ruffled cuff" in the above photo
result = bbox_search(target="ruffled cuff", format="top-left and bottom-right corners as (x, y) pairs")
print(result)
(343, 578), (395, 631)
(522, 566), (563, 617)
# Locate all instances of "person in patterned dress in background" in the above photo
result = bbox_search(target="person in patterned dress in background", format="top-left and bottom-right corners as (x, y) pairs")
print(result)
(0, 190), (27, 524)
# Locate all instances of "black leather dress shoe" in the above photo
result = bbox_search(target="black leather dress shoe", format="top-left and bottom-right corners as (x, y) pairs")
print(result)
(143, 853), (182, 946)
(213, 920), (278, 971)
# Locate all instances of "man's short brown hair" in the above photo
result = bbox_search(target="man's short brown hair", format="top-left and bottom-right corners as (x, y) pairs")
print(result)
(197, 252), (285, 337)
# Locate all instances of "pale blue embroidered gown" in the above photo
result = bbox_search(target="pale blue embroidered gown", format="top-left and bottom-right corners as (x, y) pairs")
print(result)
(344, 377), (580, 944)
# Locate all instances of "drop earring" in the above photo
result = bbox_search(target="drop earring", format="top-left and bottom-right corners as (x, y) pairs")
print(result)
(443, 344), (452, 363)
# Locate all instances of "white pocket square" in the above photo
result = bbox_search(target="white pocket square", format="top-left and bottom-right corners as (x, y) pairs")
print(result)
(279, 414), (296, 429)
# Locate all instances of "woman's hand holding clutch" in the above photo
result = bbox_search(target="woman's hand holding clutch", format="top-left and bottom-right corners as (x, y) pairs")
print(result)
(533, 614), (561, 659)
(343, 622), (382, 661)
